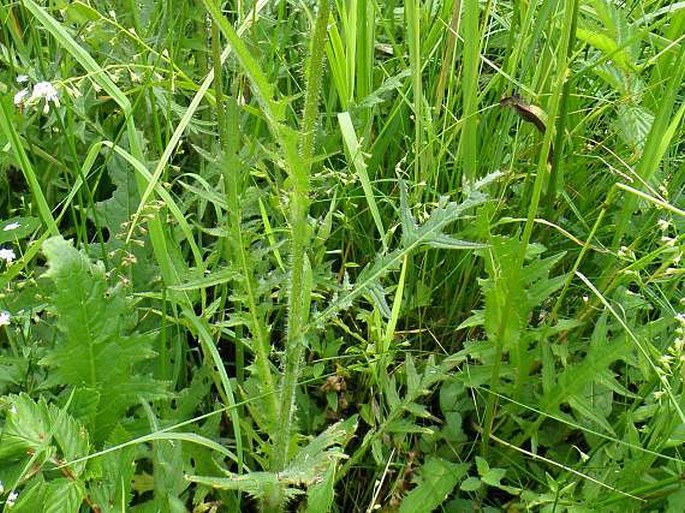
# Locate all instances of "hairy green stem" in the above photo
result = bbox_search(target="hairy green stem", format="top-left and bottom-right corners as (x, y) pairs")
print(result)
(273, 0), (331, 470)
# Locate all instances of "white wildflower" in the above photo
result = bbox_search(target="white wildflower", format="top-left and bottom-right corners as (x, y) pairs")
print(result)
(0, 311), (10, 326)
(0, 248), (15, 264)
(617, 246), (634, 260)
(6, 490), (18, 507)
(16, 75), (29, 84)
(13, 89), (29, 107)
(657, 218), (670, 231)
(30, 81), (60, 114)
(31, 81), (59, 102)
(3, 222), (20, 231)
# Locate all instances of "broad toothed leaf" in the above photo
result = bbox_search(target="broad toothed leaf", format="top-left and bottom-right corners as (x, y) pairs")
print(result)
(39, 236), (167, 443)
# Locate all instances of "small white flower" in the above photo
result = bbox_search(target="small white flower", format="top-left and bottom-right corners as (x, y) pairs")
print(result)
(657, 218), (670, 231)
(16, 75), (29, 84)
(0, 248), (15, 264)
(0, 311), (10, 326)
(13, 89), (29, 106)
(6, 490), (18, 507)
(617, 246), (635, 261)
(3, 222), (20, 232)
(660, 236), (676, 247)
(31, 81), (59, 102)
(29, 81), (60, 114)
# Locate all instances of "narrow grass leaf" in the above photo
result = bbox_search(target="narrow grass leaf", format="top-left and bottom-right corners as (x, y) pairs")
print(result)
(338, 111), (387, 250)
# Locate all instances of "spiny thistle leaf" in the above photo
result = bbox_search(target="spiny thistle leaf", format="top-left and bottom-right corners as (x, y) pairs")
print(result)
(187, 416), (357, 503)
(313, 184), (490, 332)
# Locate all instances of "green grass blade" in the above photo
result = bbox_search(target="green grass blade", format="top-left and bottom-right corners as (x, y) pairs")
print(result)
(338, 111), (387, 251)
(183, 310), (244, 471)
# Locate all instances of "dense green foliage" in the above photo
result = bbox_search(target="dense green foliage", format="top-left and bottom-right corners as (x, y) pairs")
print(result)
(0, 0), (684, 511)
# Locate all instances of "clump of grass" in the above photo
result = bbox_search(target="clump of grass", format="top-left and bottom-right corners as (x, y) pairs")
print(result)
(0, 0), (683, 512)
